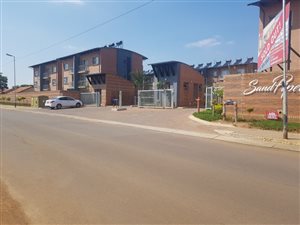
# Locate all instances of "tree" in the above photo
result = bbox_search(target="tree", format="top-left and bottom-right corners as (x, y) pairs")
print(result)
(130, 71), (146, 90)
(0, 73), (8, 93)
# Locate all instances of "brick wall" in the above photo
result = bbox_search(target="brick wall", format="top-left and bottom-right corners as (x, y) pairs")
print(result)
(1, 90), (80, 105)
(104, 74), (135, 106)
(100, 48), (117, 75)
(179, 64), (205, 107)
(131, 53), (143, 73)
(223, 70), (300, 121)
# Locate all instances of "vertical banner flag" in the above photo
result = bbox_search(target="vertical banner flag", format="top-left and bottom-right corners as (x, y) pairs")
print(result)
(257, 2), (290, 72)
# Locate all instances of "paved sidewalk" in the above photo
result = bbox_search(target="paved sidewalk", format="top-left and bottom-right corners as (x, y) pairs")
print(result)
(2, 105), (299, 152)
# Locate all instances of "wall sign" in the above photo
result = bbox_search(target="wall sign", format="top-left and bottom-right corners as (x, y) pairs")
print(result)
(265, 111), (279, 120)
(243, 74), (300, 97)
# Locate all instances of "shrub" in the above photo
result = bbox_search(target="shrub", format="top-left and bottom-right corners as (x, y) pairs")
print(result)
(214, 104), (223, 114)
(6, 97), (11, 101)
(247, 108), (254, 113)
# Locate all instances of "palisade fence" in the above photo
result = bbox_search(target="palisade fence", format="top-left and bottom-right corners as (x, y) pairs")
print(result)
(138, 89), (174, 108)
(80, 92), (100, 106)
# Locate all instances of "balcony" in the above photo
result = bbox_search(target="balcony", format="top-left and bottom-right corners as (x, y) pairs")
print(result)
(42, 85), (49, 91)
(78, 65), (89, 73)
(42, 72), (49, 79)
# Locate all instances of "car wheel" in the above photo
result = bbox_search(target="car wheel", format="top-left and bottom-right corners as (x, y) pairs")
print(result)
(56, 104), (62, 109)
(50, 107), (54, 110)
(75, 103), (81, 108)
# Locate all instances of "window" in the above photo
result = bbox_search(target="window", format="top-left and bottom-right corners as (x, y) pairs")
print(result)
(52, 79), (57, 86)
(64, 63), (69, 71)
(78, 76), (87, 88)
(64, 77), (68, 85)
(213, 71), (218, 77)
(237, 68), (245, 74)
(52, 66), (57, 73)
(80, 59), (87, 65)
(220, 69), (229, 79)
(34, 70), (39, 77)
(183, 82), (189, 91)
(92, 56), (99, 65)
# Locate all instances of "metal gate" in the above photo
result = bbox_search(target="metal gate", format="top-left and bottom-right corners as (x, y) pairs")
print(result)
(80, 92), (100, 106)
(205, 87), (213, 109)
(138, 89), (174, 108)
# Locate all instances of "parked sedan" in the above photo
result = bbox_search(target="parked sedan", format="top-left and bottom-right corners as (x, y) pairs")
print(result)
(45, 96), (83, 109)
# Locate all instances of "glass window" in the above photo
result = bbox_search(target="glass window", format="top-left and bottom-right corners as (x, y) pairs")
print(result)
(183, 82), (189, 91)
(64, 77), (68, 84)
(52, 66), (57, 73)
(64, 63), (69, 71)
(220, 70), (229, 79)
(52, 79), (57, 86)
(237, 68), (245, 74)
(34, 70), (39, 77)
(80, 59), (87, 65)
(92, 56), (99, 65)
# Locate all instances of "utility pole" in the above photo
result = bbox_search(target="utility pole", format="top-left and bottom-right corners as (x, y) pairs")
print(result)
(6, 53), (16, 108)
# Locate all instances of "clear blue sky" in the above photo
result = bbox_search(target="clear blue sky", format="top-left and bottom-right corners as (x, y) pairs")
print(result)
(1, 0), (259, 88)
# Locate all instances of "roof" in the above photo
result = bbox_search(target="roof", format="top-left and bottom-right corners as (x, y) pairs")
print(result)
(223, 60), (232, 67)
(203, 63), (212, 69)
(149, 60), (181, 66)
(15, 86), (34, 93)
(1, 88), (13, 94)
(30, 59), (57, 68)
(248, 0), (281, 7)
(244, 57), (254, 64)
(213, 61), (222, 68)
(196, 58), (257, 70)
(30, 47), (147, 67)
(233, 59), (242, 65)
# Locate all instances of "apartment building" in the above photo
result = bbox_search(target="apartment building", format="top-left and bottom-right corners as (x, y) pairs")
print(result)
(249, 0), (300, 71)
(30, 47), (147, 105)
(197, 57), (257, 86)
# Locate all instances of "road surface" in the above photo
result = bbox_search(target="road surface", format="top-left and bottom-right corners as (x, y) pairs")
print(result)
(1, 109), (299, 224)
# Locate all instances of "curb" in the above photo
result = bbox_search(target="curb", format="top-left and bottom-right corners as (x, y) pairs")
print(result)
(189, 114), (300, 152)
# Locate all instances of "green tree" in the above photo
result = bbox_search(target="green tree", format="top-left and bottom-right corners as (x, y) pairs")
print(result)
(130, 71), (146, 90)
(0, 73), (8, 93)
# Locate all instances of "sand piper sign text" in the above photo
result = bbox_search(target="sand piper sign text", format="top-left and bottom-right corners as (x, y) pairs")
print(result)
(243, 74), (300, 98)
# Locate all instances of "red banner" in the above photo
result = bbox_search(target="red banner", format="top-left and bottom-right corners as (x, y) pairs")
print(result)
(257, 2), (290, 72)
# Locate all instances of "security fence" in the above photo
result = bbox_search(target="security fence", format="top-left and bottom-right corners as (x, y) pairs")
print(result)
(138, 89), (174, 108)
(80, 92), (100, 106)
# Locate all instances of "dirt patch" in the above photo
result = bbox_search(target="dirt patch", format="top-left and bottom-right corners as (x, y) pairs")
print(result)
(0, 181), (30, 225)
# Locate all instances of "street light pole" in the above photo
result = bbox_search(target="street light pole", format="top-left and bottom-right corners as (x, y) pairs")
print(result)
(6, 53), (16, 108)
(282, 0), (288, 139)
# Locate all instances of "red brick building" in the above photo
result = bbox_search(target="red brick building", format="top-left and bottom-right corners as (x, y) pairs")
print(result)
(249, 0), (300, 71)
(30, 47), (147, 106)
(151, 61), (205, 107)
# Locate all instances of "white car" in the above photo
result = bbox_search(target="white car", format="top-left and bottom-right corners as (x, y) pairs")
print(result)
(45, 96), (83, 109)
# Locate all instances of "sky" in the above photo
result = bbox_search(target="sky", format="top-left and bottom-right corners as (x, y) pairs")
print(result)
(0, 0), (260, 88)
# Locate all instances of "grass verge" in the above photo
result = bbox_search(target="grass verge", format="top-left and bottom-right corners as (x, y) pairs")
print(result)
(193, 110), (222, 122)
(249, 120), (300, 133)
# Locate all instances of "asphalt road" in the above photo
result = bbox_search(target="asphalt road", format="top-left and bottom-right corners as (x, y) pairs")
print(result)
(1, 109), (299, 224)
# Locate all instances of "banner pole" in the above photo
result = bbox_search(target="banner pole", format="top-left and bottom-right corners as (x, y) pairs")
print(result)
(282, 0), (288, 139)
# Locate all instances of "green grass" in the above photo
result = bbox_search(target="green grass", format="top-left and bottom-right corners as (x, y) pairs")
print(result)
(193, 110), (222, 122)
(249, 120), (300, 132)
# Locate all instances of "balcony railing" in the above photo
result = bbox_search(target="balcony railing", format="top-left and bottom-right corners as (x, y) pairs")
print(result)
(42, 72), (49, 79)
(42, 85), (49, 90)
(78, 65), (89, 73)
